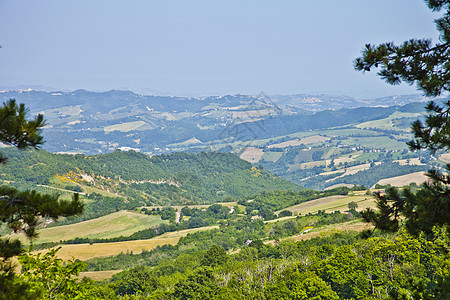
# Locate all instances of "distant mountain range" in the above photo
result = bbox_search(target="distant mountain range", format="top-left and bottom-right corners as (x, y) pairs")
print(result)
(0, 89), (431, 155)
(270, 94), (429, 111)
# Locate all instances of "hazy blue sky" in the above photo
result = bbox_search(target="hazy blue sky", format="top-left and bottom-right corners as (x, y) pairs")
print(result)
(0, 0), (441, 98)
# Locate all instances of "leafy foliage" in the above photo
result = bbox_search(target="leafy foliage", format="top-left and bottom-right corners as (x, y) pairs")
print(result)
(0, 187), (83, 244)
(0, 99), (45, 163)
(408, 100), (450, 152)
(19, 248), (87, 299)
(87, 230), (450, 299)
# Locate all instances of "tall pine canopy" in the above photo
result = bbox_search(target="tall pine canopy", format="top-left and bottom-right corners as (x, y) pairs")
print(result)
(355, 0), (450, 237)
(0, 99), (83, 298)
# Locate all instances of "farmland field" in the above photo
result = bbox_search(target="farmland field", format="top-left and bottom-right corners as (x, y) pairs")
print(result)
(239, 147), (264, 163)
(44, 226), (219, 260)
(277, 193), (376, 215)
(12, 211), (167, 244)
(261, 151), (283, 162)
(285, 220), (374, 243)
(376, 171), (428, 187)
(356, 111), (421, 130)
(267, 135), (330, 148)
(104, 121), (147, 132)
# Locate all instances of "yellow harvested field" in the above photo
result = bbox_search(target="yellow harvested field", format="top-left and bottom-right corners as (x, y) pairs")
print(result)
(80, 270), (122, 281)
(324, 183), (354, 190)
(301, 196), (376, 215)
(276, 195), (346, 214)
(239, 147), (264, 163)
(300, 135), (330, 144)
(343, 163), (372, 175)
(376, 171), (429, 187)
(331, 152), (362, 164)
(320, 169), (344, 176)
(177, 137), (202, 146)
(394, 158), (424, 166)
(40, 226), (218, 261)
(277, 194), (376, 215)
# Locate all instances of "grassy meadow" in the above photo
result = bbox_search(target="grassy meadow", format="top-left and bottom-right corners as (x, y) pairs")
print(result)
(12, 211), (167, 244)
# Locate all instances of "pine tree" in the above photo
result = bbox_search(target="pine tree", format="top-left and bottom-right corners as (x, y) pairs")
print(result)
(0, 99), (83, 298)
(356, 1), (450, 237)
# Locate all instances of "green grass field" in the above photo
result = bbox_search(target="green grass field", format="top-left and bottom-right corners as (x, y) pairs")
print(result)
(13, 211), (167, 244)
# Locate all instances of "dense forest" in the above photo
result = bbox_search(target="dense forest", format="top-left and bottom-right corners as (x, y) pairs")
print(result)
(0, 147), (301, 206)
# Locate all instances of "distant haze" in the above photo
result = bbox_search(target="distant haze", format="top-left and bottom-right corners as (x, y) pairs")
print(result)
(0, 0), (440, 98)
